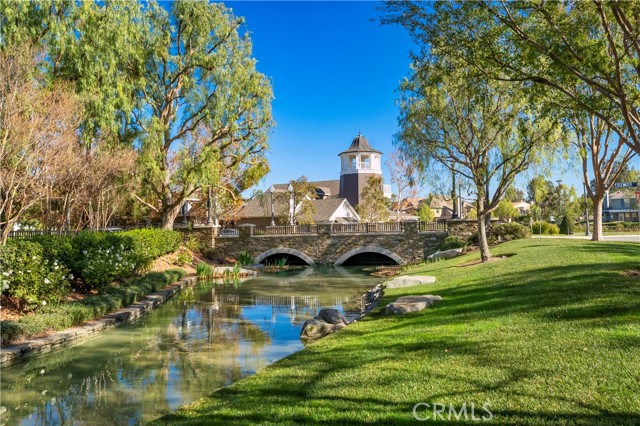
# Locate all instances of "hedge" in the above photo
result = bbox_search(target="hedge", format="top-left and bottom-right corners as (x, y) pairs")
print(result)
(0, 268), (186, 345)
(1, 229), (182, 308)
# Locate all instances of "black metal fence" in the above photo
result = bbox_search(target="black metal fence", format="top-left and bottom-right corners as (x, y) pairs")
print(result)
(417, 220), (447, 232)
(332, 222), (404, 234)
(254, 224), (318, 235)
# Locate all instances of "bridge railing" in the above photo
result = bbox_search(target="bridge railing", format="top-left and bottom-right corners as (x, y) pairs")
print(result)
(254, 224), (318, 235)
(418, 220), (447, 232)
(332, 222), (404, 234)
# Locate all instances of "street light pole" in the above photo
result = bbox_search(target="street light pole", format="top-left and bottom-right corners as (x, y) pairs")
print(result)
(288, 183), (294, 225)
(269, 185), (275, 226)
(583, 181), (590, 236)
(206, 186), (213, 226)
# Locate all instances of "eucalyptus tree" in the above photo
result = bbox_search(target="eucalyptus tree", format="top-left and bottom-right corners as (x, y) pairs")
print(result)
(0, 0), (147, 145)
(132, 1), (273, 228)
(397, 63), (561, 262)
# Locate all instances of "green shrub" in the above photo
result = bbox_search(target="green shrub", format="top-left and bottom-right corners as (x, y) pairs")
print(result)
(175, 249), (193, 266)
(559, 213), (576, 235)
(28, 234), (74, 266)
(467, 232), (479, 245)
(439, 236), (466, 251)
(492, 223), (531, 241)
(69, 229), (182, 289)
(0, 268), (186, 344)
(0, 240), (70, 307)
(531, 221), (560, 235)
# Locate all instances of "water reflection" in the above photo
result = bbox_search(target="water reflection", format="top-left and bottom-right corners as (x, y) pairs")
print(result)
(0, 267), (381, 426)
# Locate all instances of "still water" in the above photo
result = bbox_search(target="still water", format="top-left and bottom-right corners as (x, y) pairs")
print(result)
(0, 267), (381, 426)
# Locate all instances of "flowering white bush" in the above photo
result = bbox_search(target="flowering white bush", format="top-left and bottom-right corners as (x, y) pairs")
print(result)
(0, 240), (70, 307)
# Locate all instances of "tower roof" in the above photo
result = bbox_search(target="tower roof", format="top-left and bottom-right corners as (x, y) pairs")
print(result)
(339, 133), (382, 156)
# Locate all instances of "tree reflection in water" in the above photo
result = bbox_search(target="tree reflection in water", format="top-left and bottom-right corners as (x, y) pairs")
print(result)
(1, 267), (380, 426)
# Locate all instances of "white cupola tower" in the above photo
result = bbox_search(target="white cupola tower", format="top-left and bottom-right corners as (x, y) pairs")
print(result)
(338, 133), (383, 206)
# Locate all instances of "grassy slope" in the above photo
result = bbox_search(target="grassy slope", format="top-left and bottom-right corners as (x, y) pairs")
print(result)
(152, 239), (640, 425)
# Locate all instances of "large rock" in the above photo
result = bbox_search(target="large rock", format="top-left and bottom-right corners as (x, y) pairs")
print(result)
(426, 248), (463, 262)
(385, 275), (436, 289)
(318, 308), (347, 328)
(300, 318), (337, 340)
(385, 295), (443, 315)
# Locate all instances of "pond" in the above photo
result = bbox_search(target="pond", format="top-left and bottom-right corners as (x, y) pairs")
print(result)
(0, 267), (382, 426)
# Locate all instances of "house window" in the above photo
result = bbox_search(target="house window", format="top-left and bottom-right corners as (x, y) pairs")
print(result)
(362, 155), (370, 169)
(350, 156), (357, 169)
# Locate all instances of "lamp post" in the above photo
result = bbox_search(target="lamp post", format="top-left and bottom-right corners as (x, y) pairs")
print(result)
(269, 185), (275, 226)
(181, 202), (188, 225)
(288, 183), (294, 225)
(583, 181), (590, 236)
(206, 186), (213, 226)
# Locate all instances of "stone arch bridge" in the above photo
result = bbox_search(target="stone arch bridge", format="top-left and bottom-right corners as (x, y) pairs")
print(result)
(195, 220), (469, 266)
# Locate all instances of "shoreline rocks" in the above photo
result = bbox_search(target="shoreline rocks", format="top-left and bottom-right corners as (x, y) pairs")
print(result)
(385, 275), (436, 289)
(426, 248), (462, 262)
(300, 283), (385, 341)
(384, 294), (443, 315)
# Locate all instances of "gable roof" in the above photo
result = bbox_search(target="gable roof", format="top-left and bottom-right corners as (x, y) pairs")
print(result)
(272, 180), (340, 199)
(235, 195), (357, 222)
(311, 198), (357, 222)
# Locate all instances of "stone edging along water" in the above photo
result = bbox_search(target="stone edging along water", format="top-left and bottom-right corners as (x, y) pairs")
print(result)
(0, 275), (198, 367)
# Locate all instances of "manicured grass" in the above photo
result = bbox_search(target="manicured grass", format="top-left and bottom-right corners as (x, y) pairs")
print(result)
(151, 239), (640, 425)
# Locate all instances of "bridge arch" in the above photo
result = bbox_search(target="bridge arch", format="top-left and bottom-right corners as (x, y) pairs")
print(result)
(255, 248), (315, 266)
(334, 246), (405, 266)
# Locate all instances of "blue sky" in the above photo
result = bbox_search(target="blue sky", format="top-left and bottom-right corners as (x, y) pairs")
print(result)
(224, 1), (638, 197)
(226, 1), (412, 191)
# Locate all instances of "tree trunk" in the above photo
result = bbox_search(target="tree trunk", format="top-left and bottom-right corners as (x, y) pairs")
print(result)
(0, 219), (15, 245)
(477, 213), (491, 262)
(161, 203), (182, 229)
(591, 196), (604, 242)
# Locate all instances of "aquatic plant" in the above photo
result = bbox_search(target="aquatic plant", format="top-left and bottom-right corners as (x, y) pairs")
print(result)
(196, 262), (215, 279)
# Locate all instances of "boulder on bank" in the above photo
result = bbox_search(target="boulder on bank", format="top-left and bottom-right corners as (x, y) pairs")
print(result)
(426, 248), (462, 262)
(318, 308), (347, 327)
(300, 317), (336, 340)
(385, 276), (436, 289)
(301, 308), (349, 340)
(385, 295), (443, 315)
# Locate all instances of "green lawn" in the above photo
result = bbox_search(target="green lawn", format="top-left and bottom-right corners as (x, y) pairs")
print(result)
(151, 239), (640, 425)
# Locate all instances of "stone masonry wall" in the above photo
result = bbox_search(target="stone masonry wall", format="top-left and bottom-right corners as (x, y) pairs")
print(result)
(446, 219), (479, 241)
(211, 221), (447, 265)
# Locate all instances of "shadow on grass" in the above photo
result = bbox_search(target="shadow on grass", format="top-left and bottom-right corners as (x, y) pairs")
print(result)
(151, 240), (640, 426)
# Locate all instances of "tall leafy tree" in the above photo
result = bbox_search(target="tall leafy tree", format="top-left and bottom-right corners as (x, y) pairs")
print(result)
(132, 1), (273, 228)
(356, 176), (389, 223)
(274, 176), (317, 225)
(0, 0), (148, 145)
(385, 150), (418, 222)
(571, 112), (634, 241)
(396, 62), (560, 262)
(383, 1), (640, 155)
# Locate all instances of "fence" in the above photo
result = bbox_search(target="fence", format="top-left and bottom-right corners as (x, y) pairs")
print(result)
(7, 230), (75, 240)
(7, 225), (148, 240)
(332, 222), (404, 234)
(417, 220), (447, 232)
(253, 224), (318, 235)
